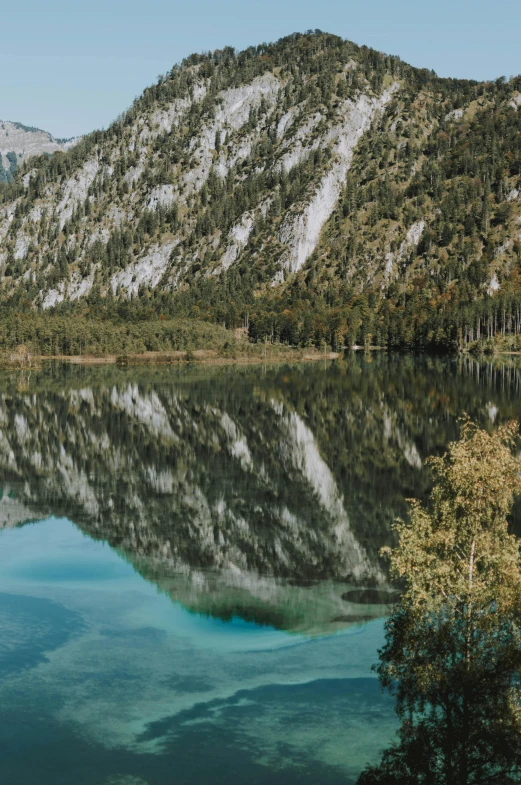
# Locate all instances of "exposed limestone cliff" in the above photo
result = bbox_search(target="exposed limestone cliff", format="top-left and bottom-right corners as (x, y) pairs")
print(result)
(0, 35), (446, 304)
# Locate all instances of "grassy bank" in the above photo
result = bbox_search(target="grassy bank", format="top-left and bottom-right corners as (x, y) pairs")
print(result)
(0, 344), (341, 370)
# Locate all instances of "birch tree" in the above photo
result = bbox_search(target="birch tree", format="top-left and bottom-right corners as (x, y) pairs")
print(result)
(359, 418), (521, 784)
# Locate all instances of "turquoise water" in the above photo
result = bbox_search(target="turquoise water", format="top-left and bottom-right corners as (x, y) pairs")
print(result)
(1, 356), (520, 783)
(0, 518), (394, 785)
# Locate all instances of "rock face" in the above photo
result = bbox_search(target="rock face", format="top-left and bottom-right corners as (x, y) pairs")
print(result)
(0, 487), (37, 530)
(0, 120), (77, 182)
(277, 86), (398, 274)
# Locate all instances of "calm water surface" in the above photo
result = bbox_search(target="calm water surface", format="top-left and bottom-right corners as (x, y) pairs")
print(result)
(1, 355), (520, 785)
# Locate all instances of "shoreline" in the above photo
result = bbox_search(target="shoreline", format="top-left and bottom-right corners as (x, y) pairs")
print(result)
(4, 346), (521, 370)
(1, 347), (343, 369)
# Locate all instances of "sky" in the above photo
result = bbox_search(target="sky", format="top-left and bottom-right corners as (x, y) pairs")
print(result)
(2, 0), (520, 139)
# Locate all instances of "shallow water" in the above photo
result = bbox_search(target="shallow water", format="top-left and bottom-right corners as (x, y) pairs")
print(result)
(1, 355), (520, 784)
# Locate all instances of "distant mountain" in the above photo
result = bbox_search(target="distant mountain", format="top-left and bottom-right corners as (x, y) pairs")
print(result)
(1, 31), (521, 350)
(0, 120), (78, 183)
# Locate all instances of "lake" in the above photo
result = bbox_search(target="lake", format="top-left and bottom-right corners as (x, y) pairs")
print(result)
(1, 355), (520, 785)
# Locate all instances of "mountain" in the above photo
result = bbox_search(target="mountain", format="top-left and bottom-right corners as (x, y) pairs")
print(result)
(1, 31), (521, 351)
(0, 120), (77, 183)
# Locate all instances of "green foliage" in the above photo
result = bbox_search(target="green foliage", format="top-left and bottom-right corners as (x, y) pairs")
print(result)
(360, 420), (521, 784)
(0, 151), (18, 184)
(0, 314), (238, 356)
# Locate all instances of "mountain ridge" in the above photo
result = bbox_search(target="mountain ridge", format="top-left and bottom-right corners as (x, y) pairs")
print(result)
(1, 31), (520, 351)
(0, 119), (78, 184)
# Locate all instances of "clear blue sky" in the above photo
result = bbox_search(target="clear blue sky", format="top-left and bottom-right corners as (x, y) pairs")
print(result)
(2, 0), (520, 139)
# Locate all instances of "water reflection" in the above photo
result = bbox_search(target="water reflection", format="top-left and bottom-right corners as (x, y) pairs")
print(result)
(1, 356), (521, 784)
(1, 356), (521, 631)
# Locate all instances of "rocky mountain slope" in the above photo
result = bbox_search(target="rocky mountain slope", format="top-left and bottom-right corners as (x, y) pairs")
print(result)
(1, 31), (521, 349)
(0, 120), (77, 183)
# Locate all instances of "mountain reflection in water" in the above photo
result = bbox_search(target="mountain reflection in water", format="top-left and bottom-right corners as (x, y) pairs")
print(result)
(1, 356), (521, 785)
(1, 355), (521, 632)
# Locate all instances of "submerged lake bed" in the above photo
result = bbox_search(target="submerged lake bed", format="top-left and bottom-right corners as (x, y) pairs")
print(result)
(0, 356), (520, 784)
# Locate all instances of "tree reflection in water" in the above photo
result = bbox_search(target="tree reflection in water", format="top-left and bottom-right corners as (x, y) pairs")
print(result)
(359, 605), (521, 784)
